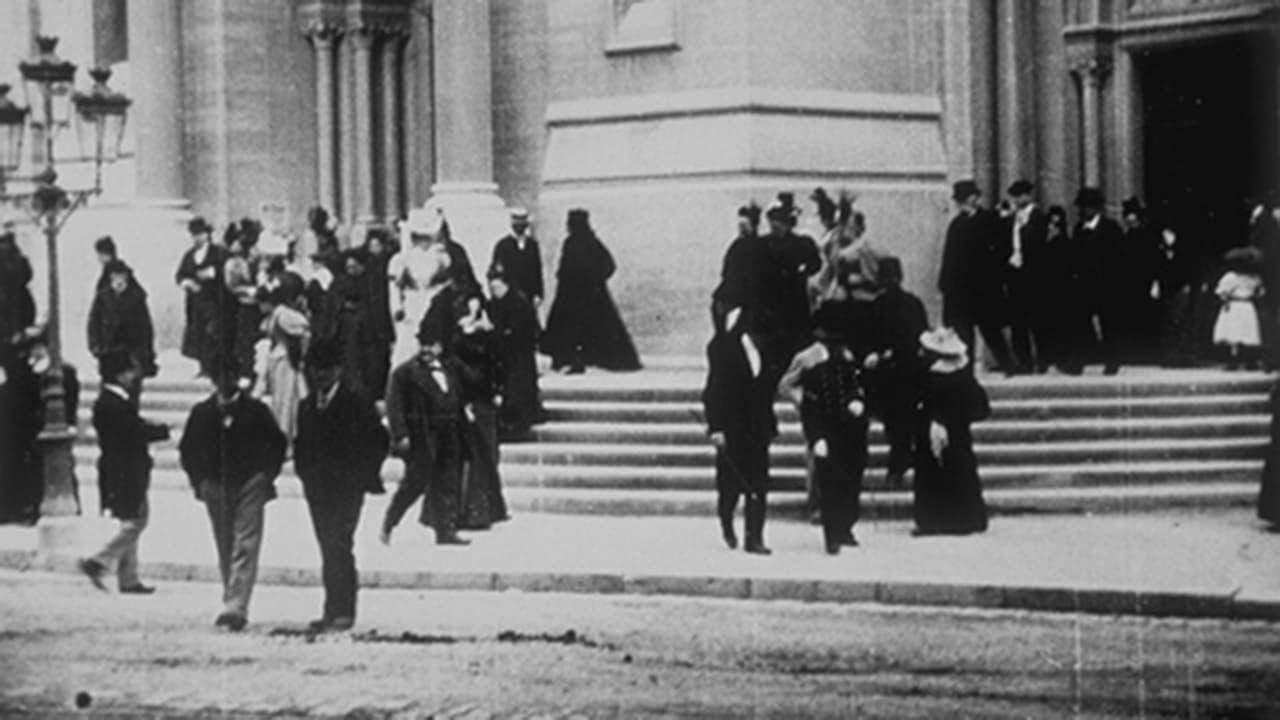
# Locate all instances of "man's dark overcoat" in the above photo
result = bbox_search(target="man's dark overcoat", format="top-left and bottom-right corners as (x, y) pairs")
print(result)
(386, 356), (468, 529)
(491, 234), (545, 304)
(93, 388), (169, 519)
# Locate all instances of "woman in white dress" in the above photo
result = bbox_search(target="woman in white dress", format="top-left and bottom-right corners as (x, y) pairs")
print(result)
(388, 210), (452, 366)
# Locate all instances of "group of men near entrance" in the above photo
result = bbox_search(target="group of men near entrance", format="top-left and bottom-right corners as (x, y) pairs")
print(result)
(72, 204), (640, 633)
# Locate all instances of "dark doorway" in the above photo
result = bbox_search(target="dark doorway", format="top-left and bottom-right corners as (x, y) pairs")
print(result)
(1137, 33), (1277, 259)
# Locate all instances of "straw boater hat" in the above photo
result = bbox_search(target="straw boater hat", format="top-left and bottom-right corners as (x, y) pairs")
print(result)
(919, 327), (969, 373)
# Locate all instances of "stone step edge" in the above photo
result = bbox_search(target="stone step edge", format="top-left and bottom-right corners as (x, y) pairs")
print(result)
(2, 554), (1270, 622)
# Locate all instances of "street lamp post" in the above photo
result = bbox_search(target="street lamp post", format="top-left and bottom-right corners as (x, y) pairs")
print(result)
(0, 36), (130, 526)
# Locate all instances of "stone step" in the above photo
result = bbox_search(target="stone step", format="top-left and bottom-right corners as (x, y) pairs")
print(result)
(78, 450), (1260, 494)
(498, 437), (1265, 467)
(130, 473), (1259, 517)
(544, 395), (1270, 424)
(525, 416), (1271, 445)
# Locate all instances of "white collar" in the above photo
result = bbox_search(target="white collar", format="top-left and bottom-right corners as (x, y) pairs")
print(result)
(1016, 204), (1035, 223)
(317, 381), (341, 408)
(1084, 215), (1101, 231)
(104, 383), (131, 402)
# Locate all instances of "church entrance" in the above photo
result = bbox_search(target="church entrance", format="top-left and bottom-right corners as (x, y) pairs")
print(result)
(1136, 32), (1277, 260)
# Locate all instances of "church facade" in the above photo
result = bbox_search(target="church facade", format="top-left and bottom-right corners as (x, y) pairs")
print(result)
(3, 0), (1277, 359)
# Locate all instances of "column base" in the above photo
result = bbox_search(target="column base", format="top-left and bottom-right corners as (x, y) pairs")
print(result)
(36, 517), (83, 564)
(424, 182), (510, 277)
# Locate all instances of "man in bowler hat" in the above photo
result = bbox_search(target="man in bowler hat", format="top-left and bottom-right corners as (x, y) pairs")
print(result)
(294, 338), (388, 632)
(180, 361), (287, 631)
(939, 180), (1014, 372)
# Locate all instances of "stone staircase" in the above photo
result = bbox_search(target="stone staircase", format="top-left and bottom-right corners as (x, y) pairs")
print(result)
(72, 359), (1274, 517)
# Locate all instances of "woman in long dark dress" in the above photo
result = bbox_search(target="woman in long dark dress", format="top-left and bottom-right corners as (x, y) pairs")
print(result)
(487, 265), (543, 438)
(540, 209), (641, 373)
(451, 291), (509, 530)
(1258, 382), (1280, 530)
(911, 327), (991, 536)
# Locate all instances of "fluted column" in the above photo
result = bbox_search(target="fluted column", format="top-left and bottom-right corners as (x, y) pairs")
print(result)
(351, 26), (377, 224)
(1072, 55), (1111, 188)
(380, 30), (407, 221)
(306, 24), (342, 215)
(127, 0), (184, 199)
(970, 0), (998, 199)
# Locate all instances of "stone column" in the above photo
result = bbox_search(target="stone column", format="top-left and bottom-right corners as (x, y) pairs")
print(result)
(351, 26), (378, 224)
(306, 24), (342, 214)
(127, 0), (184, 200)
(426, 0), (506, 264)
(1072, 55), (1111, 189)
(123, 0), (191, 358)
(996, 0), (1034, 188)
(406, 0), (434, 206)
(380, 30), (407, 221)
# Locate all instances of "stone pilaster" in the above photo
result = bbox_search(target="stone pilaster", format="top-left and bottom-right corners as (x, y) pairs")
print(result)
(379, 30), (407, 221)
(305, 22), (342, 215)
(996, 0), (1036, 189)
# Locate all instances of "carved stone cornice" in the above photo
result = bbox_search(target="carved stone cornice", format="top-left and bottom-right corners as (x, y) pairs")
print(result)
(346, 0), (413, 38)
(1069, 53), (1113, 83)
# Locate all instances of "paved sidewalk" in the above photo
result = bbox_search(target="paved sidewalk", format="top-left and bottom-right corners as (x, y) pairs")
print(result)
(3, 485), (1279, 621)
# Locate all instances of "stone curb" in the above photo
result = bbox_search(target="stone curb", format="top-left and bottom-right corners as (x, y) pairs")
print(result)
(5, 550), (1273, 622)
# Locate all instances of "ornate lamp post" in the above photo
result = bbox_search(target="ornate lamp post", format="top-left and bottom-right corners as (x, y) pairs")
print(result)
(0, 36), (130, 522)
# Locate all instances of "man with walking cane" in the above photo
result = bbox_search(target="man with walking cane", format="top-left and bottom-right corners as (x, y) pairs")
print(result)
(701, 306), (777, 555)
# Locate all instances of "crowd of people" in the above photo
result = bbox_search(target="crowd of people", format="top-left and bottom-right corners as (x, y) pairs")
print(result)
(702, 180), (1280, 555)
(704, 189), (988, 556)
(6, 175), (1280, 629)
(67, 204), (639, 631)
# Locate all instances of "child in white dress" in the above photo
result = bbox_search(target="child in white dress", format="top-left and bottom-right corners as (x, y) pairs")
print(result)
(1213, 247), (1264, 370)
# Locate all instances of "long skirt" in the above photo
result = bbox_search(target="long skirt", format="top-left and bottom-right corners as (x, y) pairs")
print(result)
(912, 422), (988, 534)
(458, 403), (508, 529)
(264, 352), (306, 443)
(499, 347), (542, 437)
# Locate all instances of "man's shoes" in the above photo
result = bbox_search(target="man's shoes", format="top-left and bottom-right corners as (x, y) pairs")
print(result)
(1103, 364), (1120, 376)
(435, 532), (470, 546)
(564, 365), (585, 375)
(722, 529), (738, 550)
(119, 584), (156, 595)
(215, 612), (248, 632)
(840, 532), (859, 547)
(825, 541), (841, 556)
(378, 526), (392, 546)
(308, 616), (354, 633)
(78, 558), (107, 592)
(744, 541), (772, 556)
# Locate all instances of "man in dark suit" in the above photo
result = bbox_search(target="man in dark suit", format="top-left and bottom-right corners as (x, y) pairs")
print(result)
(380, 302), (470, 546)
(79, 350), (169, 593)
(702, 307), (777, 555)
(1004, 180), (1049, 373)
(758, 193), (822, 383)
(180, 362), (287, 631)
(1074, 187), (1128, 374)
(939, 180), (1013, 373)
(294, 339), (388, 632)
(868, 256), (929, 486)
(490, 207), (545, 310)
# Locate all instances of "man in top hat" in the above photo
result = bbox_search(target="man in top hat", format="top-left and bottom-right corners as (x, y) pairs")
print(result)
(380, 301), (471, 546)
(78, 349), (170, 594)
(1073, 187), (1126, 374)
(175, 216), (232, 378)
(758, 192), (822, 380)
(491, 207), (545, 311)
(1003, 179), (1049, 373)
(179, 360), (287, 631)
(938, 180), (1014, 373)
(294, 338), (388, 632)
